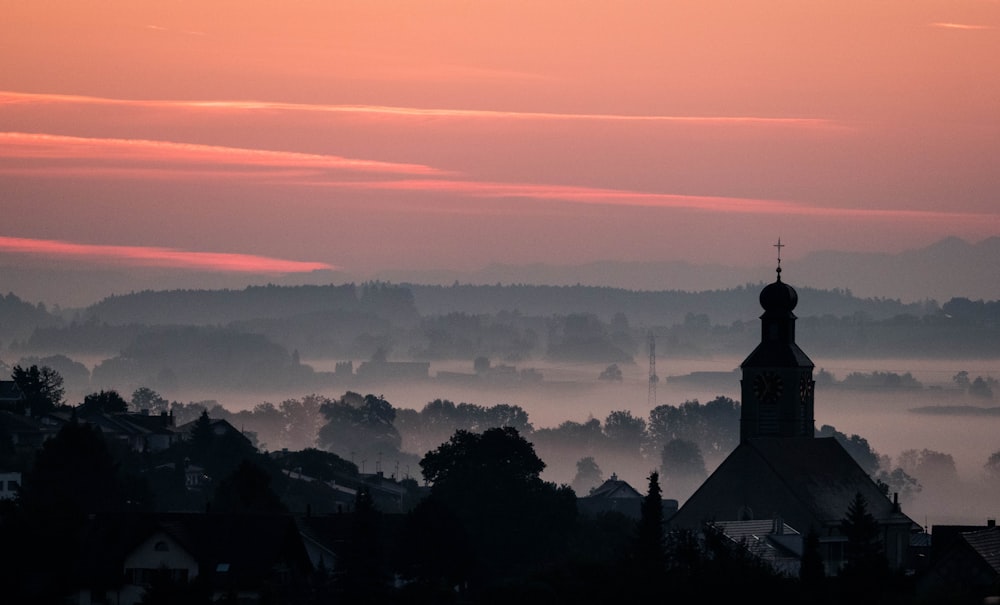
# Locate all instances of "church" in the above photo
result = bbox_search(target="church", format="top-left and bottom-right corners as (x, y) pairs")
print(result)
(667, 251), (920, 575)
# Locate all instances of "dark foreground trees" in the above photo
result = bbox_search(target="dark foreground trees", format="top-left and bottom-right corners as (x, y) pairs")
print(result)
(401, 427), (577, 597)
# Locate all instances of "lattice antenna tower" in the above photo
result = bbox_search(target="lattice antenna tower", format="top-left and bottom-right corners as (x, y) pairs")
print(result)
(648, 331), (659, 407)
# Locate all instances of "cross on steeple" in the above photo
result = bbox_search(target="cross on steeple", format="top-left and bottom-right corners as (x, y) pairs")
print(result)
(774, 238), (784, 279)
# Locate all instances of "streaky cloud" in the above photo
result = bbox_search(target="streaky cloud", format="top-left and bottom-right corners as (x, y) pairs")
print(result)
(0, 236), (336, 273)
(0, 90), (845, 130)
(313, 178), (1000, 228)
(930, 22), (995, 31)
(0, 132), (444, 176)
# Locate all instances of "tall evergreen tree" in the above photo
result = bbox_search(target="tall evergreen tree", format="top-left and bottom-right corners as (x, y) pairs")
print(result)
(635, 471), (666, 572)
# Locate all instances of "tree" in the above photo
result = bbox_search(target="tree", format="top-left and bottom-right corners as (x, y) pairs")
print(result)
(419, 427), (576, 585)
(603, 410), (646, 456)
(897, 448), (958, 488)
(838, 491), (889, 594)
(660, 438), (706, 498)
(131, 386), (169, 413)
(985, 450), (1000, 481)
(20, 419), (130, 516)
(79, 389), (129, 415)
(635, 471), (666, 572)
(571, 456), (603, 495)
(317, 392), (402, 463)
(337, 486), (389, 603)
(11, 364), (64, 415)
(210, 459), (286, 514)
(799, 527), (825, 595)
(598, 363), (623, 382)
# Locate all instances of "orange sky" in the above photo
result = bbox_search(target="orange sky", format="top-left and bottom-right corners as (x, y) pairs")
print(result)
(1, 1), (998, 278)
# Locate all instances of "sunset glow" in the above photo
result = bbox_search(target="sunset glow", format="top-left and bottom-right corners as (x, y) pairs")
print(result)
(1, 0), (998, 285)
(0, 236), (336, 273)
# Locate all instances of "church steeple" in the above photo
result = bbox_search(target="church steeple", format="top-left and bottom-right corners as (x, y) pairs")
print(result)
(739, 240), (815, 442)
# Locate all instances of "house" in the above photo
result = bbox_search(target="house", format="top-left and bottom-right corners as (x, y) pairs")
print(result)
(0, 409), (53, 450)
(668, 258), (920, 575)
(0, 380), (25, 412)
(176, 416), (253, 448)
(577, 473), (677, 520)
(917, 520), (1000, 601)
(71, 512), (316, 605)
(38, 410), (180, 453)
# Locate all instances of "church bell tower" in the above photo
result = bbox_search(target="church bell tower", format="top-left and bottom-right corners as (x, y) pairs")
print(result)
(739, 241), (815, 442)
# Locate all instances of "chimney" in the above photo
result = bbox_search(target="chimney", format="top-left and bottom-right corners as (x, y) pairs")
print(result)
(988, 519), (996, 528)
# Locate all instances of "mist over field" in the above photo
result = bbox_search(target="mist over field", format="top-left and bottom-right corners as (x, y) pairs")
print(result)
(3, 247), (999, 528)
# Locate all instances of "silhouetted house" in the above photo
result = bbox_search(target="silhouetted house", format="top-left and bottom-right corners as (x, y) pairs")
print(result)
(121, 410), (179, 452)
(917, 521), (1000, 601)
(0, 409), (52, 450)
(668, 260), (919, 575)
(176, 416), (253, 448)
(577, 473), (678, 520)
(70, 512), (315, 605)
(38, 410), (180, 453)
(0, 380), (24, 412)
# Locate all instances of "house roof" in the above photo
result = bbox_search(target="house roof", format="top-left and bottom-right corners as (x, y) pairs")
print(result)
(669, 437), (917, 533)
(74, 512), (314, 588)
(0, 380), (24, 402)
(963, 526), (1000, 575)
(587, 474), (643, 499)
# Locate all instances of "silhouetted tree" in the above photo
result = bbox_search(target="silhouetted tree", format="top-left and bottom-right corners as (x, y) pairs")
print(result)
(660, 438), (707, 497)
(635, 471), (666, 575)
(571, 456), (603, 495)
(598, 363), (623, 382)
(79, 389), (128, 415)
(799, 527), (826, 597)
(11, 363), (64, 415)
(131, 386), (169, 413)
(985, 450), (1000, 481)
(838, 491), (890, 602)
(338, 486), (390, 603)
(317, 392), (401, 463)
(210, 459), (286, 514)
(603, 409), (646, 456)
(420, 427), (576, 588)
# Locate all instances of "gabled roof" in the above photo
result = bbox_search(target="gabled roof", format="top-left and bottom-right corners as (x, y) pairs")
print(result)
(0, 380), (24, 402)
(669, 437), (916, 533)
(587, 475), (643, 499)
(74, 512), (314, 589)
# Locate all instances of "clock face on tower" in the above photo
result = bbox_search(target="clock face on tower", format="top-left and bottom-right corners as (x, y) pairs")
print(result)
(752, 371), (783, 403)
(799, 374), (814, 402)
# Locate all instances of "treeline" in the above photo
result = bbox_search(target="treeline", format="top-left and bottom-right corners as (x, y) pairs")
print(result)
(4, 284), (1000, 398)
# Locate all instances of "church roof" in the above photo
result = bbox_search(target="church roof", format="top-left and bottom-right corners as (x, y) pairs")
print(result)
(668, 437), (916, 533)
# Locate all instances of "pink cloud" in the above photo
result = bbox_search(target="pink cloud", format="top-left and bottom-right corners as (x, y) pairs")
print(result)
(930, 22), (995, 31)
(0, 90), (844, 131)
(0, 132), (444, 176)
(0, 236), (336, 273)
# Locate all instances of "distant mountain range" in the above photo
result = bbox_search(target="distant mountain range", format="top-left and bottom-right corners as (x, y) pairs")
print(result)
(374, 236), (1000, 304)
(1, 236), (998, 308)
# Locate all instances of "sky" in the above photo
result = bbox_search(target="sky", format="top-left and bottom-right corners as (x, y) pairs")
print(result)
(2, 1), (999, 287)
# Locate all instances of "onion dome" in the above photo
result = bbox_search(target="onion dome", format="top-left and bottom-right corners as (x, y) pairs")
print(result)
(759, 266), (798, 314)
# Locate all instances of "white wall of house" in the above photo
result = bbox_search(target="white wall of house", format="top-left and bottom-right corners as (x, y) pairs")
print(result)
(120, 531), (199, 605)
